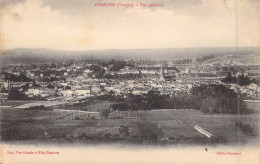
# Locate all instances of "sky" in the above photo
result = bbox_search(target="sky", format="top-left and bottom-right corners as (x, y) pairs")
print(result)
(0, 0), (259, 50)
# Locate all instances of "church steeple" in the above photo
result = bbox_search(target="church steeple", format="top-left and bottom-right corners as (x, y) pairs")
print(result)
(159, 65), (165, 81)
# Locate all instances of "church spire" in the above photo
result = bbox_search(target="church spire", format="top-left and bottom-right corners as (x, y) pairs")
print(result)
(159, 65), (165, 81)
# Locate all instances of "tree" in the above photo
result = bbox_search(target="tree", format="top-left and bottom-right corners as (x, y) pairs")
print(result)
(146, 90), (162, 109)
(222, 72), (252, 86)
(109, 90), (115, 96)
(237, 73), (251, 86)
(118, 125), (130, 138)
(22, 83), (29, 91)
(101, 109), (110, 119)
(110, 60), (126, 71)
(8, 87), (28, 100)
(47, 84), (55, 89)
(0, 87), (8, 93)
(191, 84), (249, 114)
(95, 69), (105, 79)
(222, 72), (235, 83)
(3, 72), (31, 82)
(89, 65), (105, 79)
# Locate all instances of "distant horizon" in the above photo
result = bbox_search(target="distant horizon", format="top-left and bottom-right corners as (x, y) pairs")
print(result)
(1, 46), (259, 65)
(1, 46), (259, 52)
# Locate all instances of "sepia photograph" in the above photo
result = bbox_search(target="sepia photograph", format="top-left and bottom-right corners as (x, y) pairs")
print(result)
(0, 0), (259, 163)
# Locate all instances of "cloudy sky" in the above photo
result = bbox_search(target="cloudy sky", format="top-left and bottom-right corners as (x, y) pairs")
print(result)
(0, 0), (259, 50)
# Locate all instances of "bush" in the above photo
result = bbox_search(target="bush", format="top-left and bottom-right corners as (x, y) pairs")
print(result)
(118, 125), (130, 138)
(8, 87), (28, 100)
(235, 121), (254, 134)
(74, 116), (80, 120)
(149, 134), (158, 142)
(100, 109), (110, 119)
(25, 105), (52, 111)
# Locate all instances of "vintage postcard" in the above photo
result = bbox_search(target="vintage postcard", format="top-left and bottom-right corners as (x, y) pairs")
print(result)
(0, 0), (259, 163)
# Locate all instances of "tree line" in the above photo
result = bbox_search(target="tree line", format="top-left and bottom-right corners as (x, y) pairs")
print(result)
(222, 72), (252, 86)
(110, 84), (251, 114)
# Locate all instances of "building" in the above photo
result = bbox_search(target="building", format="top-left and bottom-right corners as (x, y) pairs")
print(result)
(159, 65), (165, 81)
(61, 90), (74, 97)
(132, 87), (151, 95)
(74, 87), (91, 96)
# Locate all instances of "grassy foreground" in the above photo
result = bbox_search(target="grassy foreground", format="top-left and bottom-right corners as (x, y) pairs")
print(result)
(0, 105), (258, 145)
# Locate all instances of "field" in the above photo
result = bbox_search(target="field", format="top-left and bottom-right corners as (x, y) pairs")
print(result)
(0, 101), (67, 109)
(202, 54), (260, 66)
(0, 104), (258, 145)
(245, 101), (260, 112)
(14, 101), (67, 108)
(141, 109), (259, 144)
(66, 101), (112, 112)
(0, 101), (32, 107)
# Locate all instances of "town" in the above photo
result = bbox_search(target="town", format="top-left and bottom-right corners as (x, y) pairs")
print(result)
(1, 54), (259, 102)
(0, 48), (259, 145)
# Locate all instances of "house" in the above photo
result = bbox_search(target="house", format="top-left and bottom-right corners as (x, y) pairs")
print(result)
(104, 86), (121, 95)
(12, 71), (20, 76)
(61, 90), (74, 97)
(100, 82), (107, 86)
(248, 83), (258, 91)
(84, 69), (92, 73)
(91, 85), (102, 95)
(113, 87), (122, 95)
(39, 88), (56, 97)
(74, 87), (91, 96)
(26, 71), (35, 78)
(0, 93), (8, 101)
(132, 87), (150, 95)
(27, 88), (40, 95)
(70, 83), (81, 90)
(59, 83), (68, 87)
(2, 82), (9, 88)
